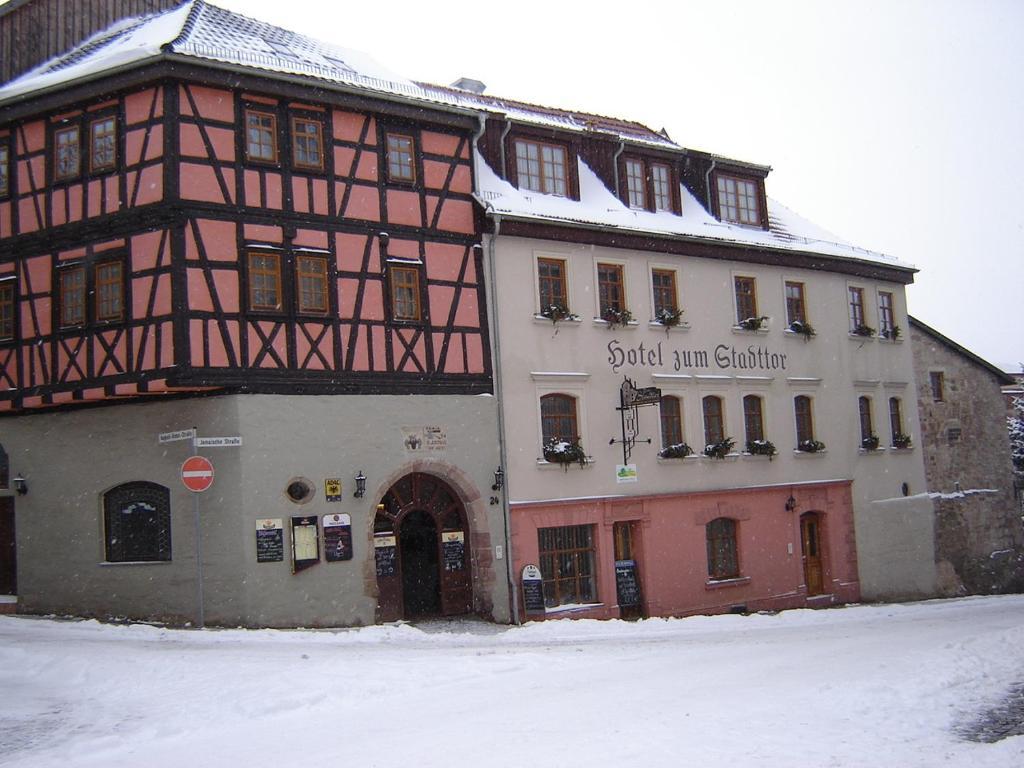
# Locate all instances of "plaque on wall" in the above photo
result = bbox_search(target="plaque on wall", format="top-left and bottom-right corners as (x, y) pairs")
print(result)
(441, 531), (465, 572)
(374, 534), (397, 577)
(324, 479), (343, 502)
(614, 559), (641, 608)
(255, 518), (284, 563)
(323, 513), (353, 562)
(521, 564), (546, 615)
(291, 516), (320, 574)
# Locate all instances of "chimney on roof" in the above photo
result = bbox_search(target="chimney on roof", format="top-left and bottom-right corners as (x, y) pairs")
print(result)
(450, 77), (486, 94)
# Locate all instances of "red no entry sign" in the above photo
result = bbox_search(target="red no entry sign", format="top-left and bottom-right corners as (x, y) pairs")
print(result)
(181, 455), (215, 492)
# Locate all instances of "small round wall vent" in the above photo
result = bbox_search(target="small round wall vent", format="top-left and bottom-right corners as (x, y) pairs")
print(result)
(286, 477), (315, 504)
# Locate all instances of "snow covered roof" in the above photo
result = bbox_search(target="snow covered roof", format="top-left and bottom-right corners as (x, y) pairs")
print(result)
(0, 0), (912, 274)
(477, 156), (912, 271)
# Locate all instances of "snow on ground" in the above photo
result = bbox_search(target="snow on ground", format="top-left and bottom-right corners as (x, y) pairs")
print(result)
(1, 596), (1023, 767)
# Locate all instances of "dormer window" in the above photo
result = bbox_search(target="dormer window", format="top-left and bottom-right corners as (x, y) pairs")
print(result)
(621, 157), (676, 213)
(651, 164), (672, 212)
(716, 174), (761, 226)
(625, 159), (646, 208)
(514, 139), (567, 196)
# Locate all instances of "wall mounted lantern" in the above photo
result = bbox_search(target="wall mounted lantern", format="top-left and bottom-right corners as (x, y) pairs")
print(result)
(354, 471), (367, 498)
(13, 474), (27, 495)
(784, 494), (797, 512)
(492, 467), (504, 492)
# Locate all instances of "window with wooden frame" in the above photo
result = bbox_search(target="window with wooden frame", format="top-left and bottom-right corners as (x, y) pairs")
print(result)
(291, 117), (324, 170)
(660, 395), (684, 448)
(651, 268), (678, 316)
(716, 174), (761, 226)
(743, 394), (765, 445)
(514, 139), (567, 196)
(296, 255), (329, 314)
(540, 393), (578, 444)
(597, 262), (625, 316)
(929, 372), (945, 402)
(702, 395), (725, 446)
(103, 481), (172, 563)
(785, 281), (806, 325)
(794, 395), (815, 444)
(248, 252), (283, 312)
(537, 257), (568, 311)
(625, 158), (646, 209)
(54, 125), (81, 180)
(878, 291), (895, 336)
(538, 524), (597, 608)
(386, 133), (416, 182)
(889, 397), (904, 444)
(734, 275), (757, 323)
(651, 163), (672, 212)
(706, 517), (739, 580)
(245, 109), (277, 163)
(94, 260), (124, 322)
(388, 263), (421, 322)
(59, 265), (86, 327)
(0, 144), (9, 197)
(0, 280), (14, 341)
(848, 286), (866, 331)
(858, 396), (874, 442)
(89, 116), (116, 173)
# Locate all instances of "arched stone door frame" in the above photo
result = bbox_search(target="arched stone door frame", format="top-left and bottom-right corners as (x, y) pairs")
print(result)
(372, 467), (481, 622)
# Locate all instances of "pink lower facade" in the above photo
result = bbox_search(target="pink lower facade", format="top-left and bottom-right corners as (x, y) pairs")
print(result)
(511, 480), (860, 621)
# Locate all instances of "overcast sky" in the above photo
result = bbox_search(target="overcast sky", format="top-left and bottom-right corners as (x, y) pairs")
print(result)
(20, 0), (1024, 367)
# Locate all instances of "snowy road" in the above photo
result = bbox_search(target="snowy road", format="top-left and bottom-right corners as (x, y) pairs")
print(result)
(1, 596), (1023, 767)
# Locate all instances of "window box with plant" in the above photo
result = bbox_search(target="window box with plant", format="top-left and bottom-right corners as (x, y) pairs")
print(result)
(861, 435), (881, 451)
(851, 323), (875, 338)
(654, 307), (685, 331)
(542, 437), (589, 469)
(787, 320), (816, 340)
(796, 439), (827, 453)
(746, 439), (777, 459)
(892, 433), (913, 450)
(602, 307), (633, 329)
(704, 437), (736, 460)
(539, 303), (579, 326)
(658, 442), (693, 460)
(735, 315), (769, 332)
(880, 324), (901, 341)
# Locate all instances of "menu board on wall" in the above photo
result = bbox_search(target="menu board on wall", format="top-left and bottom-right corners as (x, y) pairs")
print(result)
(255, 518), (284, 563)
(323, 513), (353, 562)
(291, 516), (320, 574)
(374, 534), (397, 577)
(441, 531), (465, 572)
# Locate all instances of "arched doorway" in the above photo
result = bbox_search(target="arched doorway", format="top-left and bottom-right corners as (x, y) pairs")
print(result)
(374, 473), (472, 622)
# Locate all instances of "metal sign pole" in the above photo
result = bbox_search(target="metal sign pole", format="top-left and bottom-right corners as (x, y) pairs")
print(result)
(191, 427), (205, 629)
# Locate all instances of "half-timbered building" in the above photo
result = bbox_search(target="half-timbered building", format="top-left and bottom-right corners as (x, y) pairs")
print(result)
(0, 1), (510, 626)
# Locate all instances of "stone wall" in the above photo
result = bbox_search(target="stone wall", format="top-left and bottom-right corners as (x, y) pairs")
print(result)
(911, 323), (1024, 594)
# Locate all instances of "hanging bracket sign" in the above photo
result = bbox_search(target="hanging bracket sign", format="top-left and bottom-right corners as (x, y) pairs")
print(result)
(610, 376), (660, 465)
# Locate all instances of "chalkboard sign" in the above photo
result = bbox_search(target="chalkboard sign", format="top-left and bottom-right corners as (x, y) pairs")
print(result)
(255, 518), (284, 563)
(374, 534), (397, 577)
(323, 514), (353, 562)
(521, 564), (546, 615)
(441, 531), (465, 572)
(615, 559), (641, 608)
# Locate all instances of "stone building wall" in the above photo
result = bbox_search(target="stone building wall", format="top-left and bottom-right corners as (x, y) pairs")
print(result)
(910, 320), (1024, 595)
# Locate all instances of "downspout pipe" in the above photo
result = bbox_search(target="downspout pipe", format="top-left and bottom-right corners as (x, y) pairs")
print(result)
(497, 119), (512, 180)
(704, 158), (717, 214)
(612, 141), (625, 198)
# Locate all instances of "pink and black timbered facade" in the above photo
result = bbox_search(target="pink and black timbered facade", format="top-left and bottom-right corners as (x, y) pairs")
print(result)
(0, 1), (510, 627)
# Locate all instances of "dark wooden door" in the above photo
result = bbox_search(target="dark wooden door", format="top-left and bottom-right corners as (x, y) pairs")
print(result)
(800, 512), (823, 596)
(613, 521), (643, 619)
(0, 498), (15, 596)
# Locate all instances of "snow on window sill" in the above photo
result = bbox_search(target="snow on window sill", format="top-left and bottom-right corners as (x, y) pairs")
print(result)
(701, 453), (741, 462)
(536, 458), (596, 470)
(858, 448), (884, 456)
(740, 452), (775, 461)
(888, 446), (914, 453)
(705, 576), (751, 590)
(647, 321), (691, 333)
(731, 326), (769, 336)
(532, 314), (582, 327)
(656, 454), (700, 465)
(848, 333), (876, 342)
(592, 318), (639, 330)
(793, 449), (827, 458)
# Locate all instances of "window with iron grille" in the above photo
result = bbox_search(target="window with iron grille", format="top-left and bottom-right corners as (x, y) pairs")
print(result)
(514, 139), (567, 196)
(660, 395), (683, 448)
(703, 395), (725, 446)
(538, 525), (597, 608)
(706, 517), (739, 579)
(734, 276), (757, 323)
(103, 481), (172, 563)
(245, 110), (277, 163)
